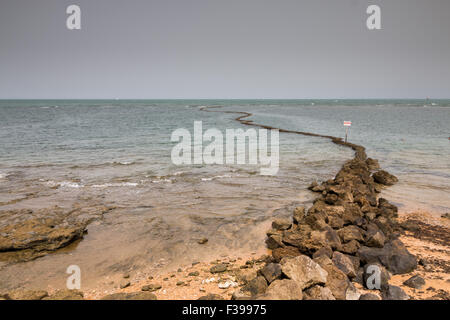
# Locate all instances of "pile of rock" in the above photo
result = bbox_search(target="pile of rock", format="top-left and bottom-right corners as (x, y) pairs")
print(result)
(235, 155), (417, 300)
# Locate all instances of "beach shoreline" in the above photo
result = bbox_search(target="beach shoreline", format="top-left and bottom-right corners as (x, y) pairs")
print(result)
(1, 106), (449, 300)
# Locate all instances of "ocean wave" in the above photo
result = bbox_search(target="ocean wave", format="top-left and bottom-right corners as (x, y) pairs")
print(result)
(91, 182), (139, 188)
(44, 180), (84, 188)
(201, 174), (232, 181)
(69, 161), (138, 169)
(151, 178), (172, 183)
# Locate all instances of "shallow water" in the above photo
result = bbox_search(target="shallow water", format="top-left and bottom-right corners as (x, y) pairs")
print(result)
(0, 99), (448, 291)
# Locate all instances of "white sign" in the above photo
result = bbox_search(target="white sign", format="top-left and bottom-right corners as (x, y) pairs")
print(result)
(343, 121), (352, 127)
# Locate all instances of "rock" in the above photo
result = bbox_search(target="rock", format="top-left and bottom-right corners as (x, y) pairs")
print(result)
(378, 198), (398, 218)
(381, 285), (409, 300)
(372, 170), (398, 186)
(43, 289), (83, 300)
(340, 240), (361, 255)
(366, 230), (386, 248)
(266, 234), (284, 250)
(358, 240), (417, 274)
(280, 255), (328, 290)
(141, 284), (162, 292)
(366, 158), (380, 170)
(197, 294), (224, 300)
(259, 279), (303, 300)
(176, 281), (185, 286)
(271, 246), (301, 262)
(0, 206), (113, 261)
(312, 247), (333, 259)
(210, 263), (228, 273)
(198, 237), (208, 244)
(328, 216), (344, 229)
(4, 289), (49, 300)
(403, 275), (425, 289)
(235, 268), (258, 284)
(332, 252), (356, 278)
(337, 225), (365, 243)
(303, 285), (335, 300)
(120, 281), (130, 289)
(325, 194), (339, 205)
(293, 206), (305, 224)
(231, 289), (252, 300)
(101, 292), (157, 300)
(345, 283), (361, 300)
(362, 263), (390, 290)
(123, 273), (130, 279)
(242, 276), (268, 297)
(318, 261), (352, 300)
(258, 263), (282, 284)
(188, 271), (200, 277)
(272, 218), (291, 231)
(218, 280), (238, 289)
(441, 213), (450, 219)
(359, 293), (381, 300)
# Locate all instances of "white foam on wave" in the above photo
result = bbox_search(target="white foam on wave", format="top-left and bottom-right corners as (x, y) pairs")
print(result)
(44, 180), (84, 188)
(152, 178), (172, 183)
(91, 182), (139, 188)
(201, 174), (231, 181)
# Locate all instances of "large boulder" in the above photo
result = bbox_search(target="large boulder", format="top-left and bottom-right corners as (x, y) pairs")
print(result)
(372, 171), (398, 186)
(272, 218), (292, 231)
(280, 255), (328, 290)
(271, 246), (301, 262)
(358, 240), (417, 274)
(332, 252), (357, 278)
(313, 256), (351, 300)
(337, 225), (365, 243)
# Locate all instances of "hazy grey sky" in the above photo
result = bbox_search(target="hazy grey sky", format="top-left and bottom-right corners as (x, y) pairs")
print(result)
(0, 0), (449, 99)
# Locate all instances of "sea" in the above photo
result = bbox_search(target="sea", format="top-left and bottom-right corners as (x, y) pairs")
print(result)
(0, 99), (448, 290)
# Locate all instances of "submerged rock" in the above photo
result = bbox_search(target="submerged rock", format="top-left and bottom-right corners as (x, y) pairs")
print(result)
(0, 206), (113, 261)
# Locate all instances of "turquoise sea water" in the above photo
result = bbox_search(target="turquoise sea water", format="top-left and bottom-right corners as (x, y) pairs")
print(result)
(0, 99), (448, 290)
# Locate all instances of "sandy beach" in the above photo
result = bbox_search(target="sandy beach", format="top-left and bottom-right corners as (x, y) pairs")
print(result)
(1, 105), (448, 300)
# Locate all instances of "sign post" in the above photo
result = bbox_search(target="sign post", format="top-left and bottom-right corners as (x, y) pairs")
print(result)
(343, 121), (352, 143)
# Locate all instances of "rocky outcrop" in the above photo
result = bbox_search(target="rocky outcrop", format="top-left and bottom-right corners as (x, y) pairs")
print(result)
(0, 205), (114, 262)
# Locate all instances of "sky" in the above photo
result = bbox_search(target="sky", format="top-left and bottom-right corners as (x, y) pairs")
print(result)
(0, 0), (449, 99)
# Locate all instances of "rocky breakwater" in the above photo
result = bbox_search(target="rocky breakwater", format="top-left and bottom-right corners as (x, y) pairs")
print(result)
(234, 153), (417, 300)
(0, 205), (114, 262)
